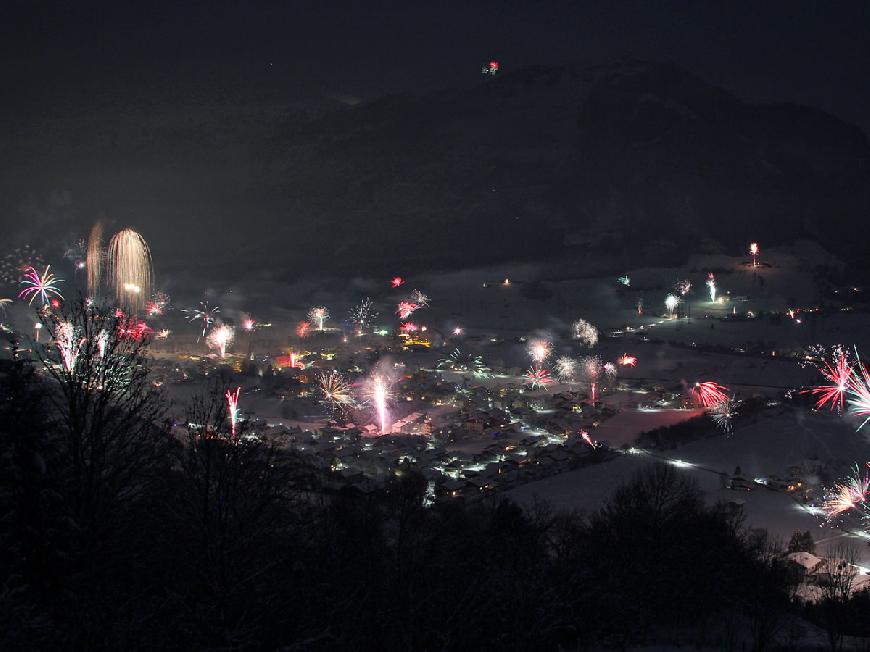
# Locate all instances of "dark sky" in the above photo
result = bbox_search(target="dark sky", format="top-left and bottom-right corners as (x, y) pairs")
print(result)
(2, 0), (870, 277)
(3, 0), (869, 130)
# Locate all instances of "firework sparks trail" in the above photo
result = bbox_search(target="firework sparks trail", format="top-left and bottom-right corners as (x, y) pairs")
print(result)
(665, 294), (679, 317)
(107, 228), (152, 313)
(581, 355), (603, 403)
(365, 375), (392, 434)
(580, 431), (597, 448)
(636, 298), (644, 315)
(528, 338), (552, 364)
(184, 302), (219, 338)
(710, 396), (739, 434)
(397, 301), (418, 320)
(572, 319), (599, 347)
(308, 306), (329, 331)
(19, 266), (64, 306)
(706, 273), (717, 303)
(318, 371), (355, 413)
(87, 222), (103, 296)
(34, 322), (42, 342)
(56, 321), (84, 373)
(693, 381), (729, 408)
(207, 323), (234, 358)
(225, 387), (241, 437)
(801, 345), (854, 414)
(555, 356), (577, 382)
(524, 365), (554, 390)
(820, 464), (869, 520)
(749, 242), (759, 268)
(618, 353), (638, 367)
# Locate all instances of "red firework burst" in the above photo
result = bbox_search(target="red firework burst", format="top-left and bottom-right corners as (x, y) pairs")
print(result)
(692, 381), (729, 408)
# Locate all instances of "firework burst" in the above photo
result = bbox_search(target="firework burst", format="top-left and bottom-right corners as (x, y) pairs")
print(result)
(749, 242), (759, 268)
(617, 275), (631, 287)
(572, 319), (598, 347)
(528, 338), (552, 364)
(438, 348), (491, 378)
(19, 265), (64, 306)
(524, 366), (554, 390)
(555, 356), (577, 382)
(107, 228), (152, 313)
(206, 323), (234, 358)
(350, 297), (378, 332)
(665, 293), (679, 317)
(801, 345), (853, 414)
(693, 381), (729, 408)
(296, 320), (312, 338)
(820, 464), (869, 520)
(846, 349), (870, 430)
(581, 355), (603, 402)
(397, 301), (418, 320)
(618, 353), (637, 367)
(410, 289), (429, 307)
(318, 370), (355, 413)
(308, 306), (330, 331)
(56, 321), (84, 373)
(184, 302), (220, 339)
(710, 396), (739, 434)
(706, 273), (717, 303)
(674, 279), (692, 296)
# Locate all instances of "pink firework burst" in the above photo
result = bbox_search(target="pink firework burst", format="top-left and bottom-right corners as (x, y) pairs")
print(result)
(524, 366), (554, 390)
(118, 317), (152, 341)
(399, 321), (418, 334)
(396, 301), (418, 320)
(18, 265), (64, 306)
(692, 381), (729, 408)
(391, 276), (404, 288)
(821, 464), (869, 520)
(802, 345), (853, 414)
(618, 353), (637, 367)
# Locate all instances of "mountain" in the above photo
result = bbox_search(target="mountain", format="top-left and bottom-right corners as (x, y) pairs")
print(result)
(2, 60), (868, 274)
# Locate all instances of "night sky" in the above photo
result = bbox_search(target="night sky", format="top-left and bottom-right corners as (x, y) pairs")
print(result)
(2, 1), (869, 270)
(4, 1), (868, 126)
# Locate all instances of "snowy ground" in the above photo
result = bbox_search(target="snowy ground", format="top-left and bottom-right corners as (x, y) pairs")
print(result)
(509, 408), (870, 568)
